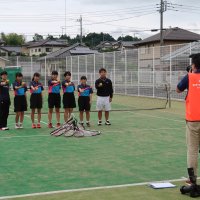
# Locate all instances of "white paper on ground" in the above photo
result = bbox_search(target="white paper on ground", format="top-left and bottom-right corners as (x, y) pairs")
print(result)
(149, 182), (176, 189)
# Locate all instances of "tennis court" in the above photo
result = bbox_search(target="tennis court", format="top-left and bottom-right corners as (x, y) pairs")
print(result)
(0, 92), (191, 200)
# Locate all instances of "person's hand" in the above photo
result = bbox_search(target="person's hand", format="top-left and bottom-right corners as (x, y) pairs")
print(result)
(22, 82), (26, 87)
(109, 98), (112, 103)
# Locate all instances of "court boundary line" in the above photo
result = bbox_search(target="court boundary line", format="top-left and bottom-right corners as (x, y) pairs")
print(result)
(0, 127), (184, 140)
(0, 177), (188, 199)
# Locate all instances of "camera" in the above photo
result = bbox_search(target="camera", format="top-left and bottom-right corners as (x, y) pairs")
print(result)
(180, 168), (200, 198)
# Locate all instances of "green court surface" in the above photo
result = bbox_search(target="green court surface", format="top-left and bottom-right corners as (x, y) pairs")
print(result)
(0, 93), (193, 199)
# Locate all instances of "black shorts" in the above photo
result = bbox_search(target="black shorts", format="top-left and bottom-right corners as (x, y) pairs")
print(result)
(30, 93), (43, 109)
(48, 93), (61, 109)
(63, 93), (76, 108)
(78, 96), (90, 111)
(14, 95), (27, 112)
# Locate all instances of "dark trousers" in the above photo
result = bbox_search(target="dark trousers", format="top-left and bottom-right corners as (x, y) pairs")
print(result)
(0, 100), (10, 128)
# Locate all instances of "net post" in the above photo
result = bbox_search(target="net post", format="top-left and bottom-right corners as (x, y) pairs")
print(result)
(44, 56), (47, 88)
(113, 51), (116, 94)
(103, 52), (105, 68)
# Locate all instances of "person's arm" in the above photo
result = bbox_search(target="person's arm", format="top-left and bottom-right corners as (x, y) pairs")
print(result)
(89, 87), (93, 104)
(109, 80), (113, 102)
(176, 74), (188, 94)
(95, 79), (99, 89)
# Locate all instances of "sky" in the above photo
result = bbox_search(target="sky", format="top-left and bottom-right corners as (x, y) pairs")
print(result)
(0, 0), (200, 41)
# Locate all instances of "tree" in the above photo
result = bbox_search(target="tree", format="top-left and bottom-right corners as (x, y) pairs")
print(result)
(1, 32), (25, 46)
(33, 33), (43, 41)
(117, 35), (142, 42)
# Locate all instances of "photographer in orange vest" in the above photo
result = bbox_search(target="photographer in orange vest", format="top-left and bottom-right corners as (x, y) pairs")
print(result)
(177, 53), (200, 180)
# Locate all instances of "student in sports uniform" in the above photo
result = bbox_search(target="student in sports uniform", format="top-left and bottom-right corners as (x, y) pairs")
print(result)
(0, 71), (10, 131)
(62, 71), (76, 122)
(48, 71), (61, 128)
(13, 72), (27, 129)
(77, 76), (93, 127)
(30, 72), (44, 129)
(95, 68), (113, 126)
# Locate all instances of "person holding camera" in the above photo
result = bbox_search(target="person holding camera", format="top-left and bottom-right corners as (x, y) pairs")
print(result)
(177, 53), (200, 180)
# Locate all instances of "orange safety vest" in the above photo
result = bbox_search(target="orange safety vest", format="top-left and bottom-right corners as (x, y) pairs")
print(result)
(186, 73), (200, 121)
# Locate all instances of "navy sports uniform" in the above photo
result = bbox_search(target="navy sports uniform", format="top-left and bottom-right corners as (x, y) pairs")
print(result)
(13, 81), (27, 112)
(30, 81), (44, 109)
(48, 80), (61, 108)
(77, 84), (93, 111)
(0, 80), (10, 128)
(62, 81), (76, 108)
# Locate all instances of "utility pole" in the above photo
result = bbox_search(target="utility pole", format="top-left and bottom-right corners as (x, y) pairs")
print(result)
(160, 0), (167, 46)
(65, 0), (67, 35)
(77, 15), (83, 44)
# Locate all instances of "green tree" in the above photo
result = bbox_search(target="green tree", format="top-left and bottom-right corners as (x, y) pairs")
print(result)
(33, 33), (43, 41)
(1, 32), (25, 46)
(117, 35), (142, 41)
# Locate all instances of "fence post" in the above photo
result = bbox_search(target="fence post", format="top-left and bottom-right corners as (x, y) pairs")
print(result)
(78, 56), (80, 81)
(85, 55), (88, 77)
(44, 56), (47, 88)
(189, 43), (192, 65)
(125, 50), (127, 95)
(169, 45), (172, 108)
(138, 48), (140, 96)
(17, 56), (19, 66)
(31, 56), (33, 80)
(113, 51), (116, 94)
(153, 47), (155, 98)
(94, 54), (96, 87)
(70, 56), (73, 80)
(66, 57), (68, 71)
(103, 52), (105, 68)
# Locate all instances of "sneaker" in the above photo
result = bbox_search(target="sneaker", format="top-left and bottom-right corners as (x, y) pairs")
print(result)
(19, 124), (23, 129)
(15, 124), (20, 129)
(185, 179), (192, 185)
(37, 124), (41, 128)
(86, 122), (91, 127)
(98, 121), (102, 126)
(32, 124), (36, 129)
(79, 122), (84, 126)
(1, 127), (9, 131)
(105, 120), (111, 125)
(56, 123), (61, 128)
(48, 123), (53, 128)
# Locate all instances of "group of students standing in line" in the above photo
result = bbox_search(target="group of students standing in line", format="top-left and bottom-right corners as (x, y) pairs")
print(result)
(0, 67), (113, 131)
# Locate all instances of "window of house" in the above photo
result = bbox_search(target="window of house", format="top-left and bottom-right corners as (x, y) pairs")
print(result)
(35, 49), (37, 52)
(46, 48), (52, 52)
(38, 48), (41, 52)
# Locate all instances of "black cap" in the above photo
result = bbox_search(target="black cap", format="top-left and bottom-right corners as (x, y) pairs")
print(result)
(1, 71), (8, 76)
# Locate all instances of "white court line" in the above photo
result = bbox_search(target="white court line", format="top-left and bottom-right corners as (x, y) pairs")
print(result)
(0, 127), (184, 140)
(0, 177), (188, 200)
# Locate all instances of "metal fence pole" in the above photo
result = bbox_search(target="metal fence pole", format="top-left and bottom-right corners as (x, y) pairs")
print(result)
(31, 56), (33, 80)
(66, 57), (68, 71)
(153, 47), (155, 98)
(138, 48), (140, 96)
(125, 50), (127, 95)
(189, 43), (192, 65)
(78, 56), (80, 81)
(169, 45), (172, 108)
(17, 56), (19, 66)
(94, 54), (96, 86)
(44, 56), (47, 88)
(103, 52), (105, 68)
(85, 55), (88, 77)
(113, 51), (116, 94)
(70, 56), (73, 80)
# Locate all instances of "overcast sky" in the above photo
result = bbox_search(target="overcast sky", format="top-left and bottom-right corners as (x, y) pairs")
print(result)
(0, 0), (200, 41)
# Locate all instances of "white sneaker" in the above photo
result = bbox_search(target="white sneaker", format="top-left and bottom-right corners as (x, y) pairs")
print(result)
(19, 124), (23, 129)
(98, 121), (102, 126)
(15, 124), (20, 129)
(105, 120), (111, 125)
(2, 127), (9, 131)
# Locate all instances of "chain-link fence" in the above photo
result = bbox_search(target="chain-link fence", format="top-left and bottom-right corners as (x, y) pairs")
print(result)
(1, 41), (200, 104)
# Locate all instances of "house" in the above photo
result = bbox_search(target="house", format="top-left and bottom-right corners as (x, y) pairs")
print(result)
(42, 43), (98, 59)
(23, 39), (69, 56)
(96, 40), (136, 52)
(0, 57), (9, 68)
(135, 27), (200, 48)
(0, 46), (22, 56)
